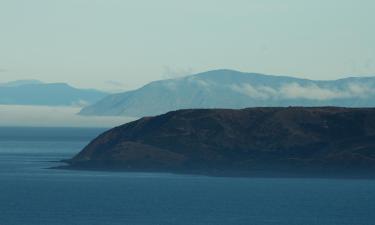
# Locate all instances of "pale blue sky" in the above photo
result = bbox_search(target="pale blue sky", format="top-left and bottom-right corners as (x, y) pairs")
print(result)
(0, 0), (374, 91)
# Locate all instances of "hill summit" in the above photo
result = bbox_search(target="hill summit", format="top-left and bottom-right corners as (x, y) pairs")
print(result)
(66, 107), (375, 177)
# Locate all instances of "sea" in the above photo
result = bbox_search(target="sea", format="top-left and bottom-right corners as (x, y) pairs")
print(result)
(0, 127), (375, 225)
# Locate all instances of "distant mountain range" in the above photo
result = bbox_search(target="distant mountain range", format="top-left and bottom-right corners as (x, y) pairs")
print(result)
(80, 69), (375, 117)
(0, 80), (108, 106)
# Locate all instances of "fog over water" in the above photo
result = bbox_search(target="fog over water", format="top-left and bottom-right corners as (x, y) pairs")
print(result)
(0, 105), (134, 127)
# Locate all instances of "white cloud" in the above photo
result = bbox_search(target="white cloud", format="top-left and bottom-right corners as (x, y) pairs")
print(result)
(162, 66), (194, 79)
(231, 84), (274, 99)
(346, 83), (373, 98)
(231, 82), (374, 100)
(163, 76), (211, 91)
(280, 82), (374, 100)
(279, 83), (347, 100)
(186, 76), (211, 87)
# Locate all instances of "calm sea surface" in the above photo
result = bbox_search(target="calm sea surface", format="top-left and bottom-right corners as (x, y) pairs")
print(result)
(0, 127), (375, 225)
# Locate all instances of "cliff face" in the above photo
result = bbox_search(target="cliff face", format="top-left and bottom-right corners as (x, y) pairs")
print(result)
(67, 107), (375, 177)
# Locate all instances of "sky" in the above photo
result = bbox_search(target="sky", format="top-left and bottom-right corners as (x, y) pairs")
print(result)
(0, 0), (374, 92)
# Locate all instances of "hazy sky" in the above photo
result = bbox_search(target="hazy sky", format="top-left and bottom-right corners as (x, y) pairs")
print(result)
(0, 0), (374, 91)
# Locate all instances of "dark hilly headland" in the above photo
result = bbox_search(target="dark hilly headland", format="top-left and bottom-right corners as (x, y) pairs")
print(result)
(64, 107), (375, 178)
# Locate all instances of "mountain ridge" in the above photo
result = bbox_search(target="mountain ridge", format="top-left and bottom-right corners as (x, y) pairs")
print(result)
(0, 79), (44, 87)
(64, 107), (375, 178)
(0, 80), (108, 106)
(80, 69), (375, 117)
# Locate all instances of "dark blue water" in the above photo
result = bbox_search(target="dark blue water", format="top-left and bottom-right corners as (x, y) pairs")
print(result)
(1, 127), (375, 225)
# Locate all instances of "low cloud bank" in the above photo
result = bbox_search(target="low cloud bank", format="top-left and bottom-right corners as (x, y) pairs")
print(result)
(231, 82), (374, 100)
(0, 105), (135, 127)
